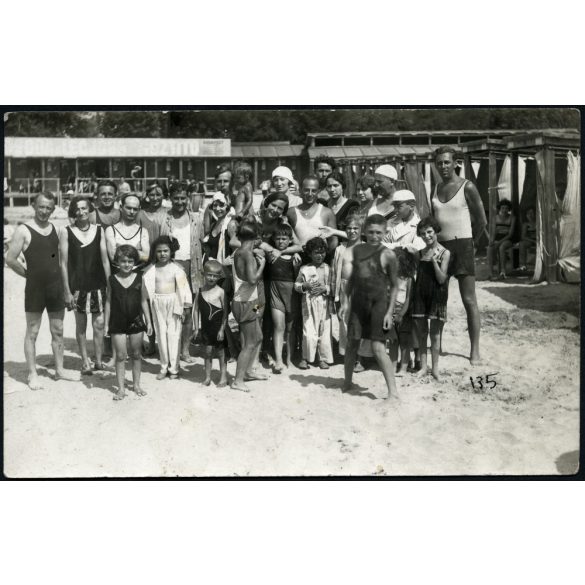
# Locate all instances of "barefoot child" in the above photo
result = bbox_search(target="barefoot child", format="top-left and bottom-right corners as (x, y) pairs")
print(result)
(231, 221), (267, 392)
(342, 214), (399, 399)
(294, 237), (333, 370)
(193, 260), (228, 387)
(142, 236), (192, 380)
(104, 245), (151, 400)
(388, 248), (418, 374)
(265, 223), (301, 373)
(412, 217), (450, 381)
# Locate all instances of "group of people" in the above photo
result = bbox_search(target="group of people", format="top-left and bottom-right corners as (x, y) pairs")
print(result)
(6, 147), (488, 400)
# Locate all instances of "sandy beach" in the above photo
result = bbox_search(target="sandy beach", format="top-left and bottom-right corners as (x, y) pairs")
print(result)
(3, 263), (580, 477)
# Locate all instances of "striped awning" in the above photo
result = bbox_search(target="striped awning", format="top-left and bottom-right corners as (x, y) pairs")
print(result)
(231, 144), (304, 158)
(308, 145), (434, 160)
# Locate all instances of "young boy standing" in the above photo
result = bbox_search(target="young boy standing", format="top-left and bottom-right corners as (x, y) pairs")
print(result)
(193, 260), (229, 387)
(341, 214), (400, 399)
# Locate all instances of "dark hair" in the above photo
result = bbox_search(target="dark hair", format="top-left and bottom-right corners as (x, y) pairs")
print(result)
(215, 164), (233, 179)
(145, 182), (163, 196)
(326, 170), (346, 190)
(96, 180), (118, 195)
(394, 248), (417, 279)
(434, 146), (461, 160)
(149, 235), (179, 263)
(263, 192), (289, 215)
(32, 191), (57, 204)
(497, 199), (513, 211)
(301, 174), (320, 187)
(314, 155), (337, 172)
(417, 216), (442, 235)
(273, 222), (293, 240)
(114, 244), (139, 264)
(356, 174), (375, 190)
(304, 236), (328, 256)
(169, 182), (188, 197)
(364, 213), (387, 228)
(120, 193), (141, 208)
(68, 195), (94, 218)
(237, 220), (259, 241)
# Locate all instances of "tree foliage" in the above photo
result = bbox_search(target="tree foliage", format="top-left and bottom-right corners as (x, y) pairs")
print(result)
(4, 108), (579, 141)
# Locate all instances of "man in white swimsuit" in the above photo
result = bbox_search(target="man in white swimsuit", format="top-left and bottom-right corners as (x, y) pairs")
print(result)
(431, 146), (487, 365)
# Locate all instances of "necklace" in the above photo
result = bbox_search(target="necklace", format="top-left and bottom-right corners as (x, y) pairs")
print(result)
(77, 222), (91, 232)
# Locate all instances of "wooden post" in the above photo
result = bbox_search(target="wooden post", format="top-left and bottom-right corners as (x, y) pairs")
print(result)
(488, 152), (498, 278)
(75, 159), (79, 193)
(542, 147), (559, 282)
(254, 159), (259, 191)
(179, 159), (183, 181)
(203, 159), (208, 190)
(108, 159), (113, 181)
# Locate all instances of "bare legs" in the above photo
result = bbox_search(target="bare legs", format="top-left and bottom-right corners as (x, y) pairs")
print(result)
(74, 312), (105, 371)
(415, 318), (444, 381)
(112, 333), (145, 400)
(458, 275), (481, 365)
(203, 345), (227, 387)
(232, 319), (263, 392)
(343, 335), (397, 399)
(271, 309), (294, 371)
(24, 312), (44, 389)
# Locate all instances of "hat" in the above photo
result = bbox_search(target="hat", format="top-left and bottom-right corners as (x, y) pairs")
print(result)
(272, 166), (295, 184)
(212, 191), (228, 204)
(374, 164), (398, 181)
(392, 189), (416, 203)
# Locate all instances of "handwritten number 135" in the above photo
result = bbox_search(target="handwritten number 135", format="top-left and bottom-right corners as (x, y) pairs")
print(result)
(469, 373), (498, 390)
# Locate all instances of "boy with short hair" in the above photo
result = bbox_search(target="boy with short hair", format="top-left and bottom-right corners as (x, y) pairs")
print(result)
(341, 214), (400, 399)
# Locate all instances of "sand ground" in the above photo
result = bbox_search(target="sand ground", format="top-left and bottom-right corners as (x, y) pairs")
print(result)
(3, 265), (580, 477)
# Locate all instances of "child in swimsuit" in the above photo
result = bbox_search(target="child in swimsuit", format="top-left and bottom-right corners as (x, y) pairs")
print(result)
(193, 260), (228, 387)
(142, 236), (192, 380)
(104, 245), (151, 401)
(412, 217), (451, 381)
(231, 221), (268, 392)
(265, 223), (301, 373)
(294, 237), (333, 370)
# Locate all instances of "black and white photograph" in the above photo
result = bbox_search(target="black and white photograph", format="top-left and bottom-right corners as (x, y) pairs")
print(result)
(2, 108), (581, 478)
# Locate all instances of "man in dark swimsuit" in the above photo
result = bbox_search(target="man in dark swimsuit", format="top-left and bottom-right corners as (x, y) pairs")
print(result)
(6, 192), (79, 390)
(341, 214), (399, 400)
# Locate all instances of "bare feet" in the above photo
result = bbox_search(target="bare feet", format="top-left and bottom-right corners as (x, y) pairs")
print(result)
(134, 386), (147, 397)
(217, 377), (228, 388)
(416, 366), (428, 377)
(180, 353), (196, 364)
(431, 369), (442, 382)
(156, 371), (167, 381)
(81, 361), (93, 376)
(470, 354), (482, 366)
(273, 362), (284, 374)
(55, 370), (80, 382)
(203, 378), (211, 386)
(230, 381), (250, 393)
(244, 371), (269, 381)
(113, 388), (126, 401)
(27, 375), (44, 391)
(385, 392), (401, 402)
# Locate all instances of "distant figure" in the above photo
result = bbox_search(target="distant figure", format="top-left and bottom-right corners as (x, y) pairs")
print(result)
(118, 177), (131, 196)
(488, 199), (516, 280)
(130, 165), (143, 192)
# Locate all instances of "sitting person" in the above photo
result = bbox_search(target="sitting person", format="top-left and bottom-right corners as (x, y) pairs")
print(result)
(488, 199), (516, 280)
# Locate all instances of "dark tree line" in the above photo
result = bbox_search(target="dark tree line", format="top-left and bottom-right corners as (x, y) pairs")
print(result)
(5, 108), (580, 142)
